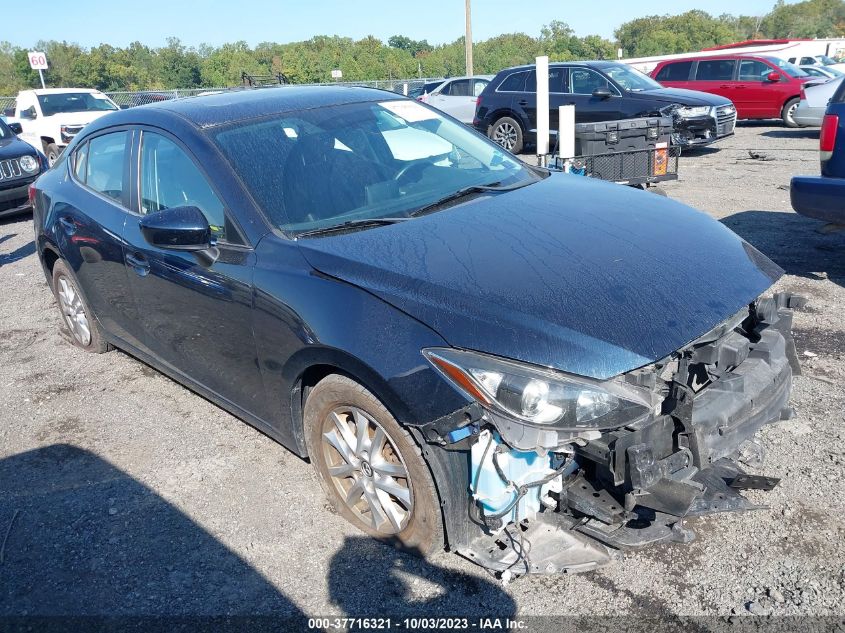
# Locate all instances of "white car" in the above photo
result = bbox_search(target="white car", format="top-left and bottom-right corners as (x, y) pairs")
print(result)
(12, 88), (119, 165)
(799, 65), (844, 80)
(793, 76), (844, 127)
(418, 75), (494, 124)
(787, 54), (845, 73)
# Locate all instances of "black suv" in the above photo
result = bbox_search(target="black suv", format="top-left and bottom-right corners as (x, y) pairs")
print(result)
(0, 117), (46, 218)
(474, 61), (737, 154)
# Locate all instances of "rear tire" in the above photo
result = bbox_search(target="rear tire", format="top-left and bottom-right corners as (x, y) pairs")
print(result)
(51, 260), (111, 353)
(782, 98), (801, 128)
(304, 374), (444, 556)
(44, 143), (61, 167)
(489, 116), (524, 154)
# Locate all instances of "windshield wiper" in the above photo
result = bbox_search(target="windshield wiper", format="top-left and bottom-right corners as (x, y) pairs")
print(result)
(408, 180), (530, 218)
(295, 217), (409, 239)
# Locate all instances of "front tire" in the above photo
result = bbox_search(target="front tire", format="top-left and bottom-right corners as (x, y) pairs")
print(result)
(51, 260), (111, 353)
(489, 116), (524, 154)
(782, 98), (801, 128)
(304, 374), (444, 556)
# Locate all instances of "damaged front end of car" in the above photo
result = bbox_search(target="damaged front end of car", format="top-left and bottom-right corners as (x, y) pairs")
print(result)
(413, 291), (804, 575)
(661, 103), (737, 147)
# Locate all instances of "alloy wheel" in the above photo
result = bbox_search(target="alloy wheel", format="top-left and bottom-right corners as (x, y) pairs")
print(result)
(57, 276), (91, 346)
(493, 122), (517, 151)
(320, 406), (413, 534)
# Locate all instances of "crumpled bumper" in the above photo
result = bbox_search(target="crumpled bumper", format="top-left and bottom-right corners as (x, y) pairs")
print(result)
(433, 292), (803, 575)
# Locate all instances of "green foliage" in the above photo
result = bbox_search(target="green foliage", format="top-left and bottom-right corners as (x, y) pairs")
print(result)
(616, 0), (845, 57)
(3, 1), (845, 94)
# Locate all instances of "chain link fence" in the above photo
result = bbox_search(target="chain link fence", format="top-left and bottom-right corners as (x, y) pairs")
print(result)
(0, 78), (445, 113)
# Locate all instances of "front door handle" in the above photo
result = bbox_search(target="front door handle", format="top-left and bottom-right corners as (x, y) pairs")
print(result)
(518, 99), (529, 106)
(58, 217), (76, 236)
(125, 252), (150, 276)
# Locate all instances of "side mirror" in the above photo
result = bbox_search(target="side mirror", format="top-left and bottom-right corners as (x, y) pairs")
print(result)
(766, 71), (782, 82)
(8, 122), (22, 134)
(119, 104), (131, 110)
(592, 87), (613, 99)
(139, 206), (212, 251)
(19, 107), (37, 119)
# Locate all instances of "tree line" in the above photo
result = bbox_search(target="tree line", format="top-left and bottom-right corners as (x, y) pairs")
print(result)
(1, 0), (844, 95)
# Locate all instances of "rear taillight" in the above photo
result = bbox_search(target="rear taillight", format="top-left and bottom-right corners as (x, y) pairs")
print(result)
(800, 85), (807, 100)
(28, 183), (36, 206)
(476, 96), (482, 106)
(820, 113), (839, 161)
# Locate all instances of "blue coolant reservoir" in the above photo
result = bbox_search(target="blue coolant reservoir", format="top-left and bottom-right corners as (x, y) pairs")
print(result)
(469, 429), (568, 530)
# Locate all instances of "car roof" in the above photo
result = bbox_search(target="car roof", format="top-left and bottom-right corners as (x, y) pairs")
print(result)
(441, 75), (495, 81)
(656, 54), (773, 65)
(156, 86), (407, 128)
(497, 60), (627, 74)
(81, 85), (406, 132)
(25, 88), (103, 95)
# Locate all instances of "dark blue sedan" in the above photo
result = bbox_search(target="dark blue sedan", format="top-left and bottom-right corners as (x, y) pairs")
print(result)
(791, 79), (845, 230)
(32, 87), (800, 574)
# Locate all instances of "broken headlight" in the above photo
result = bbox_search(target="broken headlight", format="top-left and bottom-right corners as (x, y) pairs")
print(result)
(675, 106), (712, 118)
(423, 348), (651, 430)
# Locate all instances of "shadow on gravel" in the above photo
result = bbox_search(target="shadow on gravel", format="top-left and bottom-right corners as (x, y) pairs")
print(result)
(0, 233), (15, 247)
(761, 129), (820, 140)
(0, 444), (307, 630)
(722, 210), (845, 287)
(328, 535), (516, 618)
(0, 240), (35, 267)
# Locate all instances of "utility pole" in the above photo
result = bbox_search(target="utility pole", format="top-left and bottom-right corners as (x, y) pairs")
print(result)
(465, 0), (473, 77)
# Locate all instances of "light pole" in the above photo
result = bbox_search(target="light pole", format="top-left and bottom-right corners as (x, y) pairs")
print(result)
(465, 0), (473, 77)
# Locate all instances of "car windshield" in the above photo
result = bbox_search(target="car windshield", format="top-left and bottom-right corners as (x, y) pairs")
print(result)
(764, 57), (809, 78)
(37, 92), (118, 116)
(0, 119), (10, 140)
(211, 99), (540, 235)
(602, 64), (663, 91)
(818, 55), (838, 65)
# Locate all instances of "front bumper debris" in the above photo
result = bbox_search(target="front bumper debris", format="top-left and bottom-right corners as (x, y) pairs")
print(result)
(421, 292), (804, 575)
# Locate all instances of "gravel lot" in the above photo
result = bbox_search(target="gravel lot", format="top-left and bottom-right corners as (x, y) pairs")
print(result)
(1, 123), (844, 625)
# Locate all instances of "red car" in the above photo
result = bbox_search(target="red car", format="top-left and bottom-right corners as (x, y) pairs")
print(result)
(651, 55), (816, 127)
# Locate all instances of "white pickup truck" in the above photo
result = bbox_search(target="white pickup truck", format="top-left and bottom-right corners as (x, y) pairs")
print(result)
(11, 88), (119, 165)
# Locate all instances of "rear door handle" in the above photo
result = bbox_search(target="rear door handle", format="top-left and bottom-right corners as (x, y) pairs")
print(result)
(125, 252), (150, 276)
(518, 99), (529, 106)
(58, 217), (76, 236)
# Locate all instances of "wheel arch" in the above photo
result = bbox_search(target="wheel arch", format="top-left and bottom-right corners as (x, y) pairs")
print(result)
(285, 347), (418, 459)
(488, 108), (527, 133)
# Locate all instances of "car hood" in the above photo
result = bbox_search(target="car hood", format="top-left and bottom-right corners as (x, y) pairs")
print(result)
(43, 110), (113, 127)
(296, 174), (781, 380)
(636, 87), (733, 107)
(0, 134), (37, 160)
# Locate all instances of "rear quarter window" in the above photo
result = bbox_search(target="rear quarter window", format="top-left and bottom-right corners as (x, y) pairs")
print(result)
(695, 60), (736, 81)
(497, 71), (529, 92)
(656, 62), (692, 81)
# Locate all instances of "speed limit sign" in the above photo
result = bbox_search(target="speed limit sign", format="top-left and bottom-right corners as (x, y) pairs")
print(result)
(28, 51), (48, 70)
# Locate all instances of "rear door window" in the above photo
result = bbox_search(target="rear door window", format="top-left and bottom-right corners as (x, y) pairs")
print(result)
(655, 61), (692, 81)
(444, 79), (472, 97)
(84, 131), (128, 203)
(695, 60), (736, 81)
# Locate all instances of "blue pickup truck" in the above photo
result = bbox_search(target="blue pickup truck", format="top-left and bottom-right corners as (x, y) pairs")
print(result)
(791, 80), (845, 230)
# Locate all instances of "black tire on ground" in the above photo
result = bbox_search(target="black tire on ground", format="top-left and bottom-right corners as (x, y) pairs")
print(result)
(44, 142), (61, 167)
(782, 98), (801, 128)
(489, 116), (524, 154)
(304, 374), (444, 556)
(51, 260), (111, 353)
